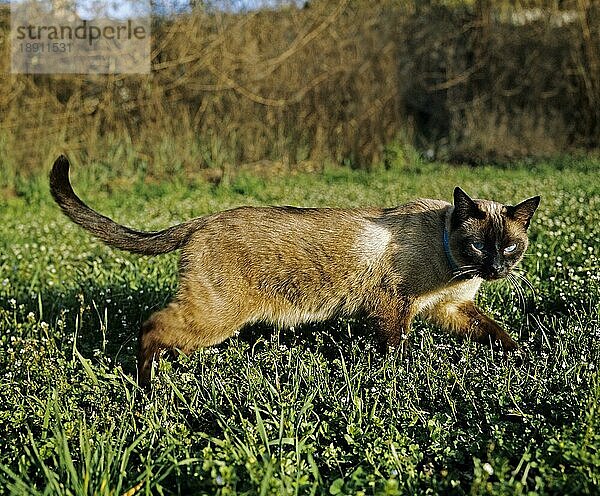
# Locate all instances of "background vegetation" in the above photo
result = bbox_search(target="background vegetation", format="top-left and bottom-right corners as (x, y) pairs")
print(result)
(1, 0), (599, 186)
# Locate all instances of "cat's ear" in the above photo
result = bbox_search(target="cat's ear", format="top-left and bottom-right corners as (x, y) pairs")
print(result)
(452, 187), (484, 227)
(506, 196), (541, 229)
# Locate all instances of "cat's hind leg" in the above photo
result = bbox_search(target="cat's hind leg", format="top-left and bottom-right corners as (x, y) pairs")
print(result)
(137, 302), (196, 387)
(137, 299), (244, 386)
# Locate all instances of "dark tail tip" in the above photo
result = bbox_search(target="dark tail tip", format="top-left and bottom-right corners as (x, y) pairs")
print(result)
(51, 155), (70, 179)
(49, 155), (72, 199)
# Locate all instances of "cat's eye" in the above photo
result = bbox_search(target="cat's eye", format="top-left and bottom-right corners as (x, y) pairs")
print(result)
(504, 243), (517, 254)
(471, 241), (484, 251)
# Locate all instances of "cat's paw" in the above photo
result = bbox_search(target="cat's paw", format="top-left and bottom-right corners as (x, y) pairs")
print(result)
(497, 335), (529, 366)
(495, 331), (518, 353)
(511, 342), (529, 362)
(385, 334), (411, 356)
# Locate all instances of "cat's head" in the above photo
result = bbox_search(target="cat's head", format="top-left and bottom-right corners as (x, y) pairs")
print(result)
(449, 187), (540, 281)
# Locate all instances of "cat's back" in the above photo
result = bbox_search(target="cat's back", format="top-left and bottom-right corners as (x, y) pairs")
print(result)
(388, 198), (450, 215)
(183, 205), (369, 270)
(198, 205), (365, 240)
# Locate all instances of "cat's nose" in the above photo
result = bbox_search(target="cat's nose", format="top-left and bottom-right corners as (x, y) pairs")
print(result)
(490, 262), (503, 276)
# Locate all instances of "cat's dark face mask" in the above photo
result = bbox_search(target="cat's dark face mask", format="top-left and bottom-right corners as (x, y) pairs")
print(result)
(449, 187), (540, 281)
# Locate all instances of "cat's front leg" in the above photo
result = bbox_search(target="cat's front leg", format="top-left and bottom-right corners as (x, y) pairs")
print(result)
(425, 301), (518, 351)
(370, 295), (415, 349)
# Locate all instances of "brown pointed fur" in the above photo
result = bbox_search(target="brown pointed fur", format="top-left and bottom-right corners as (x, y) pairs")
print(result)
(50, 156), (540, 385)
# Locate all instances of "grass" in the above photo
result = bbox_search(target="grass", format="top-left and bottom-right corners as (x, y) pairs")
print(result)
(0, 154), (598, 495)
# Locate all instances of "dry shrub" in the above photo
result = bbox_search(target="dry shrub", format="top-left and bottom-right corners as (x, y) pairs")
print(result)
(0, 0), (598, 184)
(398, 1), (600, 163)
(449, 1), (599, 163)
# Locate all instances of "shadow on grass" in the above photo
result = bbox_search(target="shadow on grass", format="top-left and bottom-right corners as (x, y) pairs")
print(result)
(4, 274), (577, 384)
(3, 276), (394, 383)
(1, 278), (171, 378)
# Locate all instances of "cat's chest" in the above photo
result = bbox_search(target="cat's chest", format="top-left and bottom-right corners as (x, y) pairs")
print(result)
(413, 278), (482, 314)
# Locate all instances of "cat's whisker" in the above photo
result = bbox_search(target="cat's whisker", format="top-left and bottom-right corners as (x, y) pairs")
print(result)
(507, 270), (538, 316)
(455, 266), (478, 273)
(448, 267), (478, 283)
(516, 279), (527, 312)
(506, 274), (519, 307)
(517, 279), (528, 310)
(454, 265), (479, 274)
(512, 267), (528, 274)
(511, 270), (536, 294)
(507, 273), (526, 312)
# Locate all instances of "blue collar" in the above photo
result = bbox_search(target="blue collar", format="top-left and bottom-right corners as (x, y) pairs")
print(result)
(443, 227), (459, 274)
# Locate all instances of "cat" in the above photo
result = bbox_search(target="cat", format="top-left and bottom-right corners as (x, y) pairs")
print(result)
(50, 155), (540, 385)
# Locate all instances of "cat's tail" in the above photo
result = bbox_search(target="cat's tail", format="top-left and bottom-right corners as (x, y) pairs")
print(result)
(50, 155), (202, 255)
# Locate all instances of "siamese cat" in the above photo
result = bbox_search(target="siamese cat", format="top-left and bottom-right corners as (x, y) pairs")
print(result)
(50, 155), (540, 385)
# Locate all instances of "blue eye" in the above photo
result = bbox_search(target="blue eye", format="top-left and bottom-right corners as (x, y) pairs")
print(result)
(504, 243), (517, 254)
(472, 241), (484, 251)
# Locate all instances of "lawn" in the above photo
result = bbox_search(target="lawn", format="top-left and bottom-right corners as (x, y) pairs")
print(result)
(0, 155), (598, 495)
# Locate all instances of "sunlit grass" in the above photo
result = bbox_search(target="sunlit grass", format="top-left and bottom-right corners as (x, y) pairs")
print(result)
(0, 156), (598, 494)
